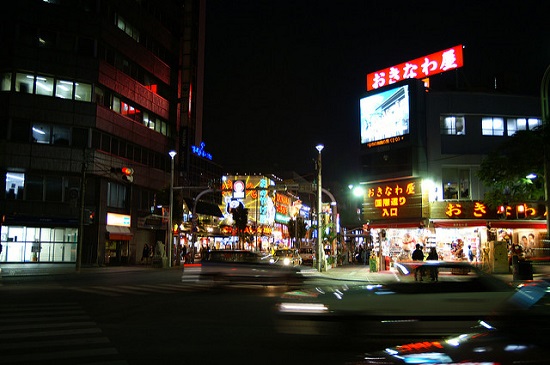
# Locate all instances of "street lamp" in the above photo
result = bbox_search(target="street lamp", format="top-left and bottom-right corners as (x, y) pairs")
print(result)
(316, 144), (324, 272)
(168, 150), (177, 268)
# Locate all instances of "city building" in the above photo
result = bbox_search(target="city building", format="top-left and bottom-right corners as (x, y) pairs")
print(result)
(357, 74), (546, 271)
(0, 0), (218, 271)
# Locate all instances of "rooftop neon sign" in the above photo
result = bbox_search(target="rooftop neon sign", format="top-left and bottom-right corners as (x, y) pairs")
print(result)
(366, 45), (464, 91)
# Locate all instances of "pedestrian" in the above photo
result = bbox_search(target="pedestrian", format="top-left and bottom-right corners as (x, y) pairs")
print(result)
(426, 246), (439, 281)
(181, 244), (188, 263)
(467, 245), (474, 262)
(142, 243), (150, 264)
(411, 243), (425, 281)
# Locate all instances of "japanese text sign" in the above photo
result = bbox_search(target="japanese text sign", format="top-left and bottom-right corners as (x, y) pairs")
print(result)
(366, 45), (463, 91)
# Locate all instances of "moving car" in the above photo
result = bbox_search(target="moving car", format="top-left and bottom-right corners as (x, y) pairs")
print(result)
(356, 320), (549, 365)
(196, 249), (304, 286)
(276, 261), (519, 337)
(270, 249), (302, 267)
(298, 247), (314, 265)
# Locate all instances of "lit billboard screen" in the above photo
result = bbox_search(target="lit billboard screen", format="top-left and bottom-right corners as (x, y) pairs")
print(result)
(360, 83), (409, 147)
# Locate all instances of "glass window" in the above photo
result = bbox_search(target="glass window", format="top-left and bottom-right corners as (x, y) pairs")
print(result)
(26, 175), (44, 201)
(35, 75), (54, 96)
(5, 172), (25, 200)
(1, 72), (12, 91)
(32, 123), (50, 144)
(55, 80), (73, 99)
(74, 82), (92, 101)
(72, 127), (88, 148)
(15, 73), (34, 93)
(112, 96), (121, 113)
(507, 118), (526, 136)
(52, 125), (70, 145)
(45, 176), (63, 201)
(528, 118), (542, 130)
(442, 168), (470, 200)
(440, 115), (465, 135)
(482, 117), (504, 136)
(107, 182), (127, 208)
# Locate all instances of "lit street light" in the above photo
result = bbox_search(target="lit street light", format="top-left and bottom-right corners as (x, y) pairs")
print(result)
(316, 144), (324, 272)
(168, 150), (177, 268)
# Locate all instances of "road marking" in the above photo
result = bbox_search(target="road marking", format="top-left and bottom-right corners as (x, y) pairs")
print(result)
(0, 302), (126, 364)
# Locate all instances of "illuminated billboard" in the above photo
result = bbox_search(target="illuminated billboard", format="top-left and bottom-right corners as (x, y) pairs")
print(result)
(366, 45), (463, 91)
(360, 83), (410, 147)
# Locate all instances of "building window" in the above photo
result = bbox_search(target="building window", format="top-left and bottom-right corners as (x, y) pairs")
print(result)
(481, 117), (504, 136)
(440, 115), (465, 135)
(45, 176), (63, 202)
(442, 168), (470, 200)
(1, 73), (12, 91)
(107, 182), (127, 209)
(55, 79), (74, 99)
(15, 73), (34, 93)
(116, 14), (140, 42)
(35, 75), (54, 96)
(5, 172), (25, 200)
(32, 123), (70, 145)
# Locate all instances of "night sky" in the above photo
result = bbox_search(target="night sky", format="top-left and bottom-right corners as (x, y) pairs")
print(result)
(202, 1), (550, 185)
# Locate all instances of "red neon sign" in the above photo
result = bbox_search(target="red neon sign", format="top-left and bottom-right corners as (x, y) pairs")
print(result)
(366, 45), (464, 91)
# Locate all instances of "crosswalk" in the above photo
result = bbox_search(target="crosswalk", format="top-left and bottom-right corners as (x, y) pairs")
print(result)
(0, 302), (126, 364)
(68, 282), (204, 297)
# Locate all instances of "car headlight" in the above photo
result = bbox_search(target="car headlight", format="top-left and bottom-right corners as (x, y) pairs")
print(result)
(278, 302), (328, 314)
(283, 258), (291, 265)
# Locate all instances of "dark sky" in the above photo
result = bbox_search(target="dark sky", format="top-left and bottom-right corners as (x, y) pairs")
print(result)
(202, 1), (550, 185)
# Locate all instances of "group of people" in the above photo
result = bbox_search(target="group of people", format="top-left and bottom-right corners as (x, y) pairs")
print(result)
(412, 243), (439, 281)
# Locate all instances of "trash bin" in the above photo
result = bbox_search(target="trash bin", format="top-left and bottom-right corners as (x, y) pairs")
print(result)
(514, 260), (533, 281)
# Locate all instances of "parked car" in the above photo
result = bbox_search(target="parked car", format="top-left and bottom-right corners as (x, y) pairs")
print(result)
(270, 249), (302, 267)
(276, 261), (520, 337)
(196, 249), (304, 286)
(298, 247), (314, 265)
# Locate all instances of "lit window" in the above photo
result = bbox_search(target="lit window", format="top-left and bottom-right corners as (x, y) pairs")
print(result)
(35, 75), (54, 96)
(5, 172), (25, 200)
(482, 117), (504, 136)
(440, 115), (465, 135)
(74, 82), (92, 101)
(15, 73), (34, 93)
(1, 73), (12, 91)
(55, 80), (73, 99)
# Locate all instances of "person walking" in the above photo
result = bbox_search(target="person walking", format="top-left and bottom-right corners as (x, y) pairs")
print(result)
(426, 246), (439, 281)
(141, 243), (150, 264)
(411, 243), (425, 281)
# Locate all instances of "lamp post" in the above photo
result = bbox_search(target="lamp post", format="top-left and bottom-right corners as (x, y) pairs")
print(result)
(316, 144), (324, 272)
(168, 150), (177, 268)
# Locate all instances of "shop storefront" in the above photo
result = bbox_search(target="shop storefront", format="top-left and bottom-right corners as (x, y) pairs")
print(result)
(0, 215), (78, 264)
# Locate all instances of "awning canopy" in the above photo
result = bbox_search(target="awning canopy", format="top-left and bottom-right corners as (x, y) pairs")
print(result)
(183, 198), (223, 217)
(368, 219), (425, 229)
(488, 220), (547, 230)
(431, 219), (487, 228)
(106, 225), (133, 240)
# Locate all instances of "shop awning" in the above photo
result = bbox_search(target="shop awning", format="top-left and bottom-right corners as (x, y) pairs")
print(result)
(106, 225), (133, 240)
(431, 219), (487, 228)
(183, 198), (224, 217)
(368, 219), (425, 229)
(488, 220), (548, 230)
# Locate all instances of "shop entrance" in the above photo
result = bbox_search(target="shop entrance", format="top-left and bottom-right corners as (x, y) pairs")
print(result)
(105, 240), (129, 265)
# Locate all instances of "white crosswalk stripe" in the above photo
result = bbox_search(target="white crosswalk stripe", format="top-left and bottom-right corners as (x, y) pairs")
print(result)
(0, 302), (126, 364)
(68, 282), (204, 297)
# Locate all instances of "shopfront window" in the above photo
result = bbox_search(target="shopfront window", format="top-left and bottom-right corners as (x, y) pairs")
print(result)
(0, 226), (77, 263)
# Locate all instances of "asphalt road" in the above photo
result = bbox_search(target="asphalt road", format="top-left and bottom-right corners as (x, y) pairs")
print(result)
(0, 268), (399, 365)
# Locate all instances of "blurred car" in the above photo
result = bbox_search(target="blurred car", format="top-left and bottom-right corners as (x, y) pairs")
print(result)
(196, 249), (304, 286)
(270, 249), (302, 267)
(298, 247), (314, 265)
(276, 261), (520, 337)
(355, 320), (549, 365)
